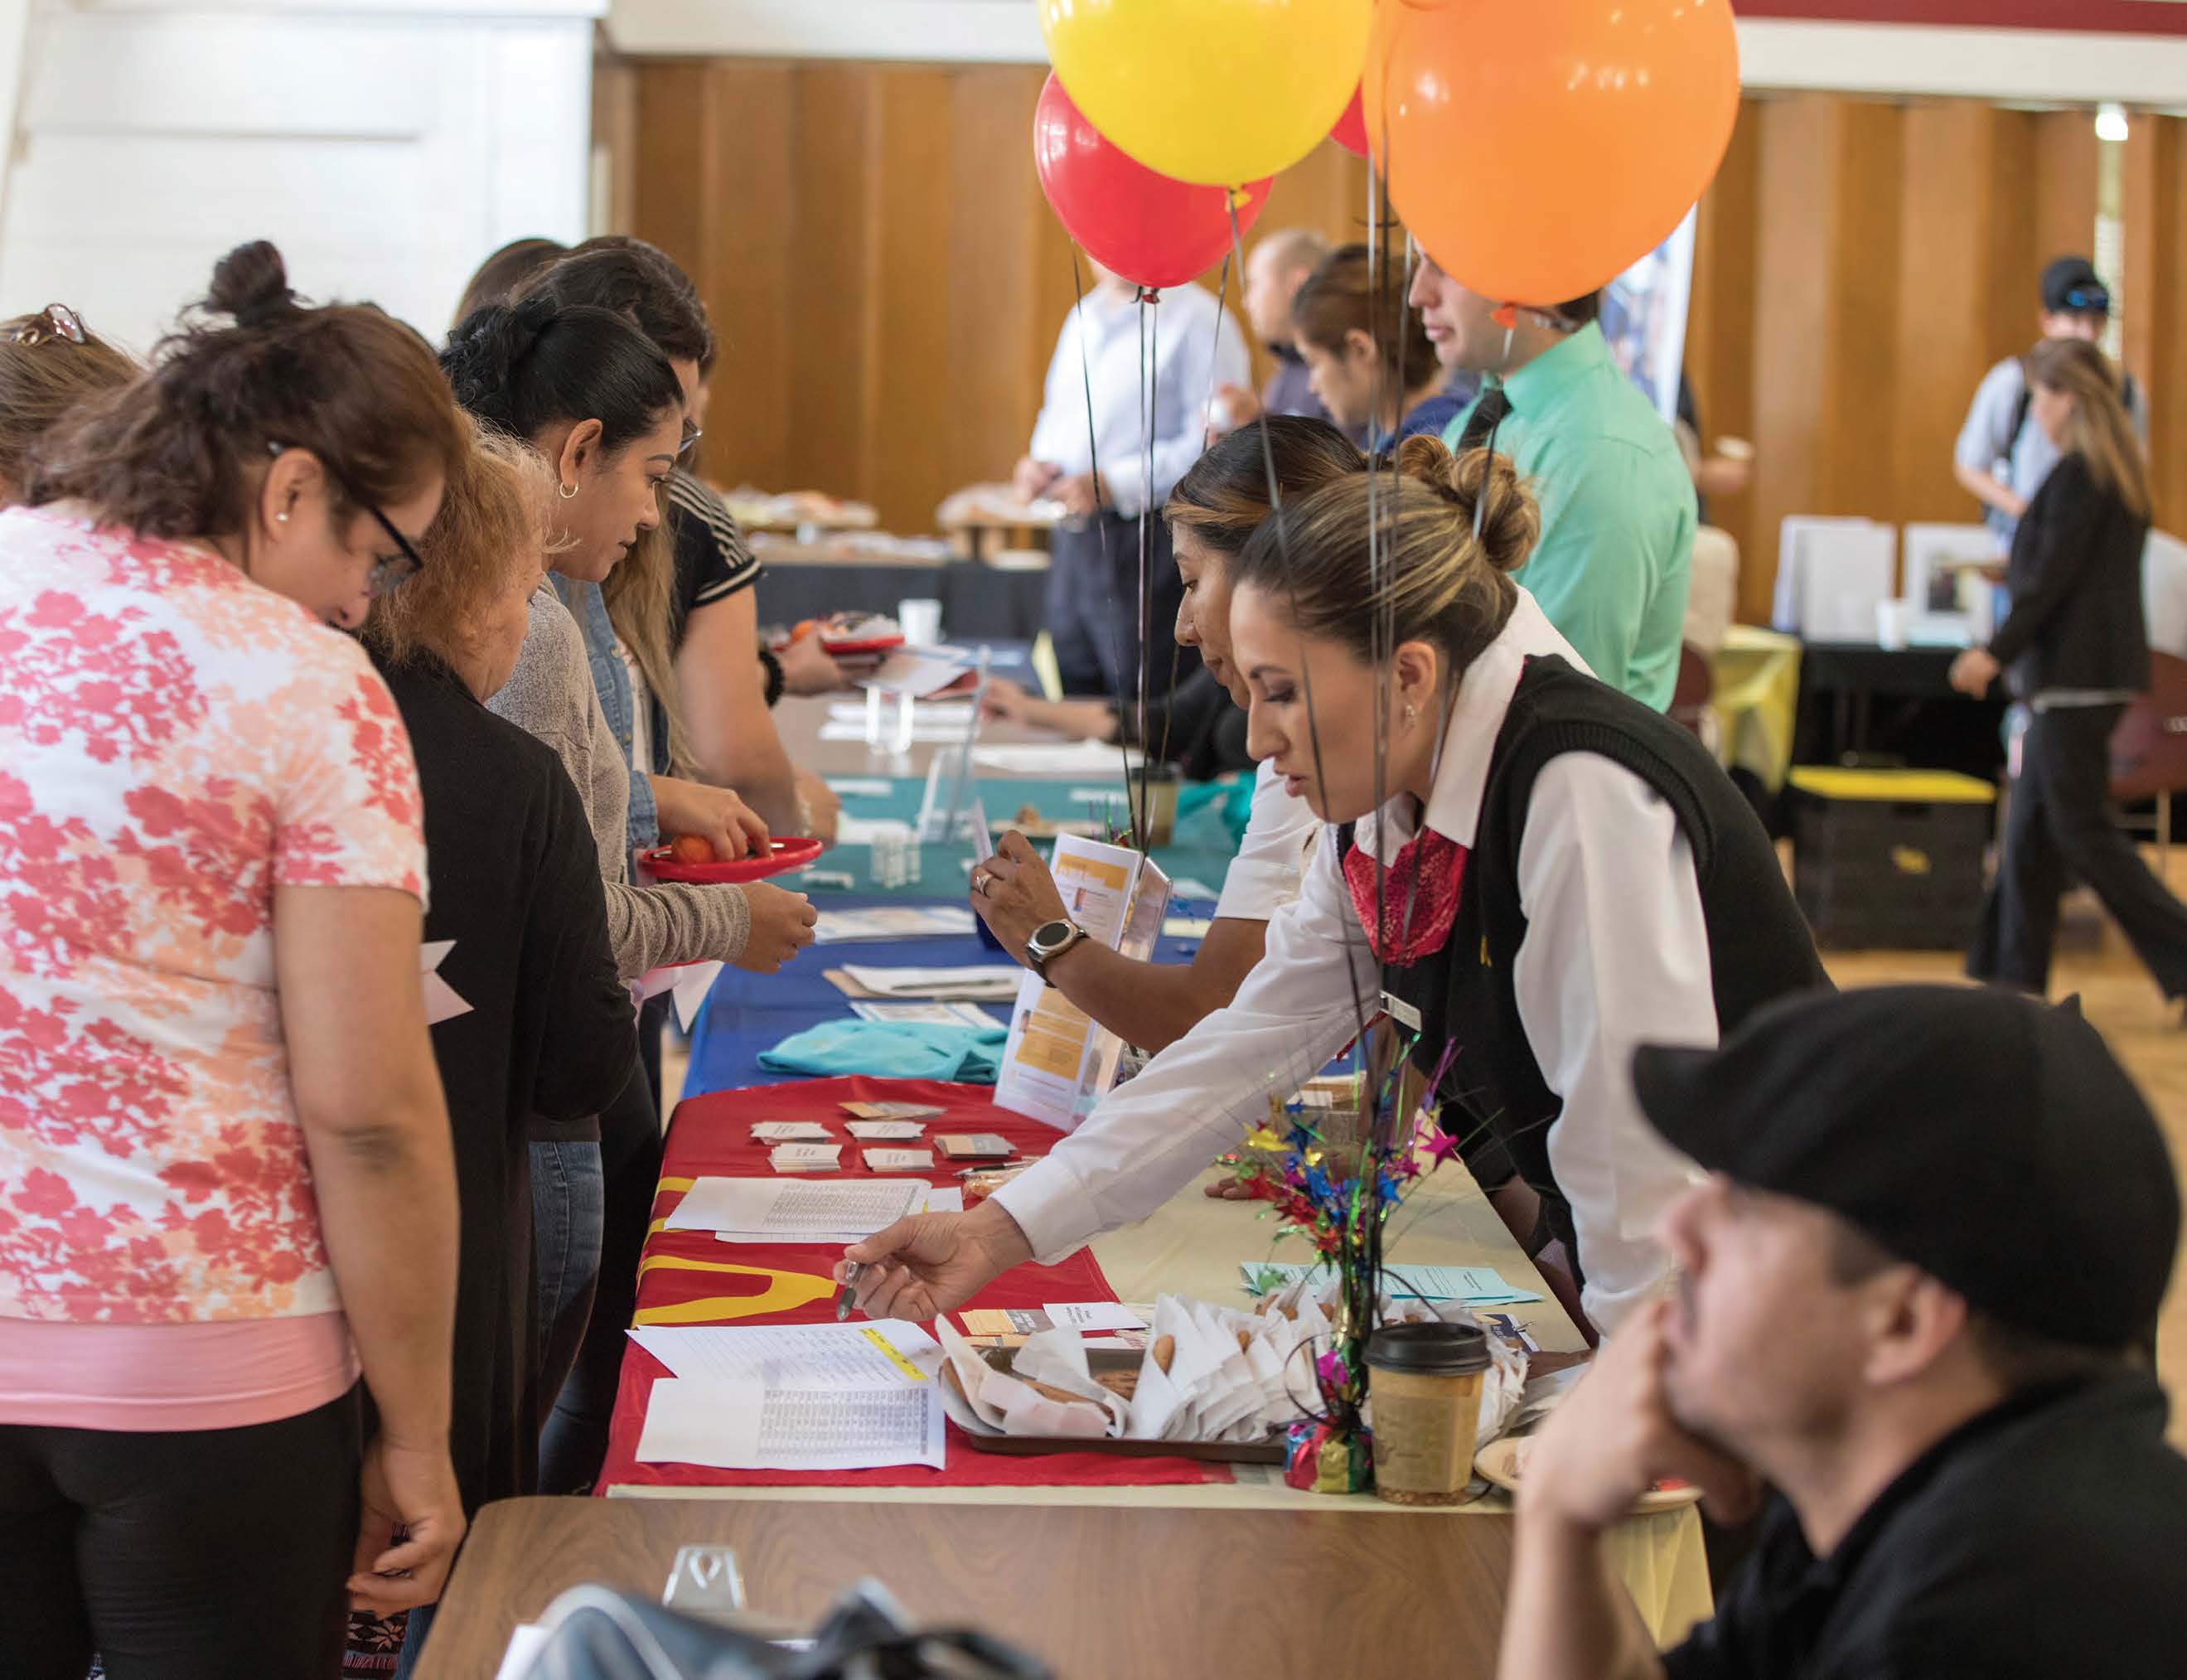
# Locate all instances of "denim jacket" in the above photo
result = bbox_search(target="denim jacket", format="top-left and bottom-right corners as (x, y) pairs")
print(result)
(551, 574), (659, 855)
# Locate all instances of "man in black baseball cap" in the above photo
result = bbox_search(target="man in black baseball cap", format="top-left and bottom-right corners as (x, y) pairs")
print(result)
(1955, 253), (2147, 545)
(1496, 985), (2187, 1680)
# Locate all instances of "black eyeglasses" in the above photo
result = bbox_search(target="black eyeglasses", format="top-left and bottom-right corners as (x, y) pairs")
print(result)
(11, 303), (86, 347)
(265, 442), (425, 596)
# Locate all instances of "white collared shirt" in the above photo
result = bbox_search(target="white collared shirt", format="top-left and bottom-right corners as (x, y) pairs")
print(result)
(1213, 761), (1319, 924)
(1026, 282), (1251, 517)
(992, 591), (1716, 1332)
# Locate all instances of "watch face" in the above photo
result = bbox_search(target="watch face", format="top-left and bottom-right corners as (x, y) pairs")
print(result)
(1029, 920), (1074, 955)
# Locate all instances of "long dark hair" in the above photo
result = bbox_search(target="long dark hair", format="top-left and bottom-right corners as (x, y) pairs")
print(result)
(1289, 244), (1436, 400)
(1164, 415), (1365, 559)
(28, 241), (466, 539)
(440, 297), (682, 457)
(521, 238), (715, 374)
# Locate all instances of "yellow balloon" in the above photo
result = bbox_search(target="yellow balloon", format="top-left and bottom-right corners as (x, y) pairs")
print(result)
(1039, 0), (1373, 187)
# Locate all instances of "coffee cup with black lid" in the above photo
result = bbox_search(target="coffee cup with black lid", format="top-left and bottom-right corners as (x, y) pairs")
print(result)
(1366, 1321), (1491, 1506)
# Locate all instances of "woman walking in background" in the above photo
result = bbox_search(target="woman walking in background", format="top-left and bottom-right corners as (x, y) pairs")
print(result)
(1956, 337), (2187, 1000)
(0, 242), (468, 1678)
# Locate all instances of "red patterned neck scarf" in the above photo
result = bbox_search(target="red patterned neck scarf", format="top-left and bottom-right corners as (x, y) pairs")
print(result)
(1344, 826), (1468, 966)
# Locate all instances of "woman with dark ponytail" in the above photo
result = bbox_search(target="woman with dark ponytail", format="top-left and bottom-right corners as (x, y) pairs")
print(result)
(843, 438), (1827, 1344)
(442, 293), (816, 1498)
(0, 243), (470, 1676)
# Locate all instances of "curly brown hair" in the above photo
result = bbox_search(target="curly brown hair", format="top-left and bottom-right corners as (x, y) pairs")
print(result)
(26, 241), (466, 543)
(0, 307), (136, 501)
(365, 419), (559, 671)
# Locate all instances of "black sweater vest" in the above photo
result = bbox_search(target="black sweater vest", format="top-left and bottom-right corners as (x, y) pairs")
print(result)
(1338, 656), (1828, 1257)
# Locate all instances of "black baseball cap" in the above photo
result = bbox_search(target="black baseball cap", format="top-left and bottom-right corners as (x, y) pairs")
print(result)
(1633, 985), (2178, 1350)
(2043, 254), (2112, 317)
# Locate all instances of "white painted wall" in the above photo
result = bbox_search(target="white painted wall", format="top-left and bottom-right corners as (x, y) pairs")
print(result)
(604, 0), (2187, 109)
(0, 0), (604, 360)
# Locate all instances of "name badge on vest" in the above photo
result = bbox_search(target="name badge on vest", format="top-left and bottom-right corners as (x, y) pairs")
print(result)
(1381, 990), (1423, 1033)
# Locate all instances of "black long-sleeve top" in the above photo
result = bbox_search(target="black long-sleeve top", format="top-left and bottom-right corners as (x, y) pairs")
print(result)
(373, 652), (636, 1515)
(1987, 452), (2151, 698)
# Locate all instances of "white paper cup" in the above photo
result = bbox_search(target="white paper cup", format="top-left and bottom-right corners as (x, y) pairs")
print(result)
(1875, 598), (1912, 651)
(898, 598), (943, 646)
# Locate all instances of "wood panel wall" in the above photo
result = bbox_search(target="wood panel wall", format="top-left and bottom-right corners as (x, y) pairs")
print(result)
(615, 65), (2171, 622)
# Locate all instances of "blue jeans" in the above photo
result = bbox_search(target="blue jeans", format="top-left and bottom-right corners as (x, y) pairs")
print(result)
(529, 1140), (605, 1431)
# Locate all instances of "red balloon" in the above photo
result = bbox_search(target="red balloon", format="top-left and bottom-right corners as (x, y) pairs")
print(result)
(1328, 85), (1369, 158)
(1032, 73), (1270, 291)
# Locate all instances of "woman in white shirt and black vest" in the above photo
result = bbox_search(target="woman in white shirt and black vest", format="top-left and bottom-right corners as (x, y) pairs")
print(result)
(840, 440), (1826, 1337)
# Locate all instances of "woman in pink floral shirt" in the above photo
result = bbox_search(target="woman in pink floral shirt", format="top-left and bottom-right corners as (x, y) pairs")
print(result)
(0, 242), (471, 1679)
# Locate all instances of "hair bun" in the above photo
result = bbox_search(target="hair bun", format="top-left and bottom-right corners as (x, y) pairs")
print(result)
(206, 241), (299, 328)
(1389, 432), (1538, 577)
(439, 298), (556, 422)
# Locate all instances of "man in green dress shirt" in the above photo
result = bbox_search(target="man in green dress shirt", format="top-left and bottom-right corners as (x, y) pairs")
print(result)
(1409, 258), (1696, 710)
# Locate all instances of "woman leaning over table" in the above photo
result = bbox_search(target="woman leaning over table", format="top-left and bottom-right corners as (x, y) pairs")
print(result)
(441, 297), (817, 1493)
(1953, 336), (2187, 1001)
(0, 241), (468, 1678)
(847, 439), (1829, 1340)
(354, 423), (636, 1676)
(968, 419), (1346, 1053)
(0, 303), (135, 505)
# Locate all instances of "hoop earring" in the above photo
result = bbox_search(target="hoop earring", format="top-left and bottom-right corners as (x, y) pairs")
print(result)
(557, 481), (578, 501)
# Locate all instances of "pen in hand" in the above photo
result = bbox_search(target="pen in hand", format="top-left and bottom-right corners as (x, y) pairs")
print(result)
(835, 1261), (863, 1321)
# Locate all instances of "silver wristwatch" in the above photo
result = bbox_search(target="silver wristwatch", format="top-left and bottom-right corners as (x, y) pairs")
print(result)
(1023, 918), (1088, 984)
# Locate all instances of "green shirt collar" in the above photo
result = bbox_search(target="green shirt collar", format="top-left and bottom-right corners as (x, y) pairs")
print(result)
(1495, 320), (1614, 417)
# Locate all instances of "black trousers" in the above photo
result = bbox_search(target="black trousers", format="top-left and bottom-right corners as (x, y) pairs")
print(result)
(1969, 703), (2187, 998)
(538, 1053), (661, 1495)
(0, 1385), (361, 1680)
(1044, 511), (1191, 701)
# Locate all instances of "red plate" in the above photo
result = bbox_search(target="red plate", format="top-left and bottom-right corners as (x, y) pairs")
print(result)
(820, 632), (905, 656)
(640, 835), (825, 884)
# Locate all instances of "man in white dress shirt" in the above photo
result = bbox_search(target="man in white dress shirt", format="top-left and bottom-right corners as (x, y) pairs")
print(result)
(1015, 261), (1250, 701)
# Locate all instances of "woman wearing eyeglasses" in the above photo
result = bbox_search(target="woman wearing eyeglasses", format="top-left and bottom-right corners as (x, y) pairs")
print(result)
(0, 304), (136, 505)
(0, 242), (471, 1678)
(441, 296), (820, 1492)
(353, 424), (635, 1677)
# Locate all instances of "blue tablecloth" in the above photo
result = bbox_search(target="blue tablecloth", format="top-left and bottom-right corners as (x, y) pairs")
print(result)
(683, 891), (1212, 1097)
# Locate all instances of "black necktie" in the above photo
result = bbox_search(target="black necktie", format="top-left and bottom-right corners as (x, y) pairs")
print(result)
(1457, 384), (1512, 453)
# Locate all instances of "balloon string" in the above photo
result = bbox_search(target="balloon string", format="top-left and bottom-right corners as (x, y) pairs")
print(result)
(1225, 191), (1377, 1059)
(1145, 286), (1163, 853)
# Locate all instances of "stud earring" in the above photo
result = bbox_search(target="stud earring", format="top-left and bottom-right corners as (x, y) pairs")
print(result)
(1404, 703), (1418, 727)
(274, 511), (289, 524)
(558, 482), (578, 501)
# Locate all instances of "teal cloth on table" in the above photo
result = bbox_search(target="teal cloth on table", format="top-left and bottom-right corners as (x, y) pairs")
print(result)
(757, 1018), (1009, 1084)
(1177, 772), (1256, 846)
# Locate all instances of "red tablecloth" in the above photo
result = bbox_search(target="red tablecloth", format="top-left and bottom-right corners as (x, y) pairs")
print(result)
(596, 1075), (1228, 1492)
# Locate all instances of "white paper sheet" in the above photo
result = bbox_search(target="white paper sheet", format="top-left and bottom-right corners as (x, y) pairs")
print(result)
(768, 1142), (843, 1172)
(927, 1187), (965, 1214)
(628, 1320), (941, 1386)
(847, 999), (997, 1028)
(1042, 1301), (1144, 1332)
(664, 1176), (927, 1241)
(419, 940), (472, 1027)
(670, 960), (723, 1032)
(971, 740), (1144, 777)
(750, 1122), (833, 1142)
(837, 962), (1021, 998)
(862, 1147), (935, 1172)
(825, 777), (894, 797)
(813, 907), (978, 944)
(636, 1377), (945, 1471)
(819, 719), (974, 743)
(835, 816), (917, 846)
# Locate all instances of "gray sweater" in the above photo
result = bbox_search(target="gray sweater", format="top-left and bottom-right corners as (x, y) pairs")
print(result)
(489, 583), (749, 977)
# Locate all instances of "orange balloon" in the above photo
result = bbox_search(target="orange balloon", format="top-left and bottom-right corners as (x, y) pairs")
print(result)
(1365, 0), (1739, 305)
